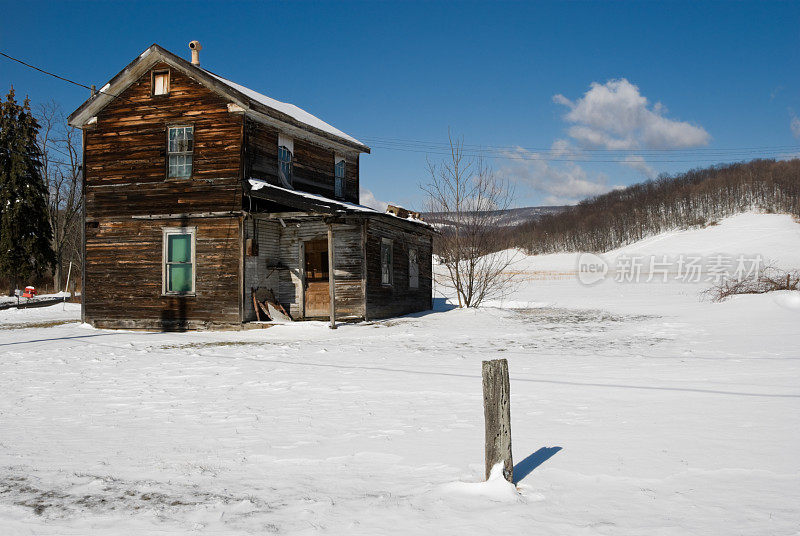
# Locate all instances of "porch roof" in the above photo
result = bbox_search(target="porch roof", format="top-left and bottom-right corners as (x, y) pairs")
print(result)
(247, 179), (378, 215)
(245, 179), (433, 230)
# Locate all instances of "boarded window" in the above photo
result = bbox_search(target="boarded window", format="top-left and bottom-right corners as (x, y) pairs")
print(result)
(153, 71), (170, 95)
(163, 228), (195, 294)
(381, 238), (393, 286)
(334, 156), (345, 199)
(409, 248), (419, 289)
(168, 126), (193, 178)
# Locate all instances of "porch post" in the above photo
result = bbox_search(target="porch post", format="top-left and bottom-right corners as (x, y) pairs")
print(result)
(327, 223), (337, 329)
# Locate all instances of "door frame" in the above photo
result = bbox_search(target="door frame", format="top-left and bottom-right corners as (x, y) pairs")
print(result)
(302, 238), (330, 318)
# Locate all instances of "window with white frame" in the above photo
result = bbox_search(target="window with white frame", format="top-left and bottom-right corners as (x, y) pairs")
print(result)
(334, 155), (345, 199)
(163, 227), (196, 294)
(152, 70), (170, 96)
(278, 134), (293, 188)
(381, 238), (393, 286)
(408, 248), (419, 289)
(167, 126), (193, 178)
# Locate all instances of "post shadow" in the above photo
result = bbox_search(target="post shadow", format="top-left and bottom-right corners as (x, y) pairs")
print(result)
(513, 446), (562, 484)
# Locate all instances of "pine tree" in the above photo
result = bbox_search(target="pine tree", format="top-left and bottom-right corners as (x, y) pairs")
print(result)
(0, 88), (55, 295)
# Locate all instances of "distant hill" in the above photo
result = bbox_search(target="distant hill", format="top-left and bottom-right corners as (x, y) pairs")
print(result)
(513, 159), (800, 254)
(423, 205), (567, 228)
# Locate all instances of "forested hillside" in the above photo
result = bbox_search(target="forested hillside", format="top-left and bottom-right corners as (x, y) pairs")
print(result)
(515, 159), (800, 254)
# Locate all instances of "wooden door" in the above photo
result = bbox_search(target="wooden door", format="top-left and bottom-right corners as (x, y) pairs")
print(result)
(304, 239), (329, 317)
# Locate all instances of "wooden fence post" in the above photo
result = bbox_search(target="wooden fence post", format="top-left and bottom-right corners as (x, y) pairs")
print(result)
(482, 358), (513, 482)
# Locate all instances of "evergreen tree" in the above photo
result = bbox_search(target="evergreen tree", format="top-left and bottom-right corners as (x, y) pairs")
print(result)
(0, 88), (55, 294)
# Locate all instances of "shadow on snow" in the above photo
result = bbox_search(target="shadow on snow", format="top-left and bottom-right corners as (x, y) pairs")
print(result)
(513, 446), (562, 484)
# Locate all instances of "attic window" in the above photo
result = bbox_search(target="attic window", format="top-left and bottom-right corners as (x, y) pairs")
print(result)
(153, 70), (170, 96)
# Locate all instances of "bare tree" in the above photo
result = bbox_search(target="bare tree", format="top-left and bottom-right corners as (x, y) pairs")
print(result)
(422, 133), (517, 307)
(37, 101), (83, 292)
(703, 265), (800, 302)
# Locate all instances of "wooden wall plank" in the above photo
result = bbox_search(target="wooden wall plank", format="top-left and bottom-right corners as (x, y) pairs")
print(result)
(84, 62), (243, 219)
(83, 63), (244, 329)
(364, 218), (434, 319)
(84, 216), (241, 329)
(244, 117), (360, 204)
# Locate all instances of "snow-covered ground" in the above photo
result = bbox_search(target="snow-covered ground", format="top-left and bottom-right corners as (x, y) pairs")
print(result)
(1, 213), (799, 535)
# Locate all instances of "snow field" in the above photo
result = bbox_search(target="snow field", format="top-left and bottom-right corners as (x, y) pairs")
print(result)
(1, 212), (799, 534)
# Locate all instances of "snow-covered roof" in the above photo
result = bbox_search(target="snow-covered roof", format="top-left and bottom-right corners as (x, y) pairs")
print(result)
(68, 44), (370, 153)
(204, 71), (363, 146)
(247, 179), (432, 228)
(248, 179), (378, 213)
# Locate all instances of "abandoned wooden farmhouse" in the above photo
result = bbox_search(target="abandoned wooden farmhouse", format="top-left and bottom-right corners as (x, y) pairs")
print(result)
(67, 42), (434, 330)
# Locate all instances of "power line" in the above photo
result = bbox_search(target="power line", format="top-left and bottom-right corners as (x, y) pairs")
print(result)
(358, 134), (800, 154)
(0, 52), (96, 92)
(3, 50), (798, 166)
(0, 50), (235, 167)
(363, 143), (799, 164)
(0, 50), (190, 128)
(0, 147), (76, 168)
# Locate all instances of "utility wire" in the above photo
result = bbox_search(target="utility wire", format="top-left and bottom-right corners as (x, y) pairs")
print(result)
(363, 143), (799, 164)
(0, 50), (231, 166)
(358, 135), (800, 154)
(3, 50), (799, 165)
(0, 146), (76, 168)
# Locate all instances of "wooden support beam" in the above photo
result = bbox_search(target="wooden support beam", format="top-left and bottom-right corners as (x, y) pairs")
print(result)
(130, 211), (242, 220)
(482, 359), (513, 482)
(327, 224), (337, 329)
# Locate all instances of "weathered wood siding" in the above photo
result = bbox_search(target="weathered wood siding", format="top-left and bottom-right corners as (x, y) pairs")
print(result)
(84, 62), (243, 217)
(84, 216), (241, 329)
(332, 222), (366, 318)
(83, 63), (244, 328)
(271, 219), (364, 319)
(364, 218), (433, 319)
(244, 117), (360, 204)
(243, 216), (281, 321)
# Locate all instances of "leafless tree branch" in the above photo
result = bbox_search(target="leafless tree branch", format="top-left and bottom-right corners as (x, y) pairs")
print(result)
(422, 131), (518, 307)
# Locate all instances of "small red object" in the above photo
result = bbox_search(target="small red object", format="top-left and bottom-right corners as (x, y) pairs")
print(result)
(22, 286), (37, 298)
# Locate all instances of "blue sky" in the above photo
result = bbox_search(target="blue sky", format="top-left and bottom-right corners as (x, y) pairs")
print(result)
(2, 1), (798, 209)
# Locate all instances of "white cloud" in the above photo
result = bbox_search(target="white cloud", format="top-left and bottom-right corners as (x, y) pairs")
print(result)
(619, 155), (657, 179)
(791, 113), (800, 139)
(554, 78), (710, 150)
(359, 187), (388, 212)
(502, 143), (619, 205)
(549, 138), (574, 158)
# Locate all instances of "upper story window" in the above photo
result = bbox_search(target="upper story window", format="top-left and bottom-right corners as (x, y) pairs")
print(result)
(168, 126), (193, 178)
(152, 70), (170, 96)
(334, 155), (345, 199)
(278, 134), (293, 188)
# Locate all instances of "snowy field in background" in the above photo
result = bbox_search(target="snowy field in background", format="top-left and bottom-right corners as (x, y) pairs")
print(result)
(1, 213), (799, 535)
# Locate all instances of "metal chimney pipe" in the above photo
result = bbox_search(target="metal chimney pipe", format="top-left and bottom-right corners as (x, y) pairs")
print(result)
(189, 41), (202, 66)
